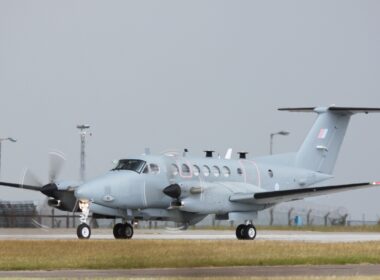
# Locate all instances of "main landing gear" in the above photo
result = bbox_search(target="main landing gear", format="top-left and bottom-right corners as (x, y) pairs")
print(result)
(77, 222), (135, 240)
(113, 223), (134, 239)
(236, 223), (257, 240)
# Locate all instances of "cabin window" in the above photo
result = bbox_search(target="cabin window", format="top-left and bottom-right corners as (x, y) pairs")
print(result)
(237, 168), (244, 176)
(182, 164), (191, 176)
(212, 166), (220, 177)
(203, 165), (210, 177)
(193, 165), (200, 176)
(150, 163), (160, 175)
(222, 166), (231, 177)
(171, 164), (179, 176)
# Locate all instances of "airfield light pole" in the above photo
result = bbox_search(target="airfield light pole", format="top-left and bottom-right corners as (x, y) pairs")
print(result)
(0, 137), (17, 179)
(270, 130), (290, 155)
(77, 125), (91, 182)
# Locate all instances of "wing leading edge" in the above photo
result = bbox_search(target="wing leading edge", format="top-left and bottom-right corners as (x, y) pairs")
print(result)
(230, 182), (380, 205)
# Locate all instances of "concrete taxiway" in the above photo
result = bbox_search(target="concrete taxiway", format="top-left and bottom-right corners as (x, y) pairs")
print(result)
(0, 228), (380, 242)
(1, 265), (380, 278)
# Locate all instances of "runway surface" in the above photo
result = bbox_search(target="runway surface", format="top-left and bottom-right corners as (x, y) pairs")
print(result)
(1, 228), (380, 242)
(1, 265), (380, 278)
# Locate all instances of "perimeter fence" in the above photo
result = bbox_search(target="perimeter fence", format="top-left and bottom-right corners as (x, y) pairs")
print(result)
(0, 201), (378, 228)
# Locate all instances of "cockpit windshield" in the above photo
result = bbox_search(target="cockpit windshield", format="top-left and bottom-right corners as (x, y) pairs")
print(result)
(111, 159), (146, 173)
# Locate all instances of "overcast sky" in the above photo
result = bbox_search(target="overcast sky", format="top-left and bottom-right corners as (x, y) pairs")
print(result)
(1, 0), (380, 220)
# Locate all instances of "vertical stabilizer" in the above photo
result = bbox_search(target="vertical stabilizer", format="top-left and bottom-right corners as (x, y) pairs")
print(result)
(278, 107), (380, 174)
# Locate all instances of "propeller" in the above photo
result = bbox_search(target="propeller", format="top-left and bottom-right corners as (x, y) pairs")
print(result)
(48, 151), (65, 183)
(0, 151), (83, 214)
(17, 151), (66, 197)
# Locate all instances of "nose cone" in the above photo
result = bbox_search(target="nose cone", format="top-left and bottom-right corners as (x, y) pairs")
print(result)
(75, 182), (93, 200)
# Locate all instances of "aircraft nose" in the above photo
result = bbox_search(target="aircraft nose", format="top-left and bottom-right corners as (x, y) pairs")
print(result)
(75, 183), (92, 200)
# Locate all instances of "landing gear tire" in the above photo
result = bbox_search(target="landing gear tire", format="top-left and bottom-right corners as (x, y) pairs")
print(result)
(125, 223), (134, 239)
(113, 223), (134, 239)
(243, 224), (257, 240)
(113, 223), (126, 239)
(77, 223), (91, 239)
(235, 224), (257, 240)
(236, 224), (246, 240)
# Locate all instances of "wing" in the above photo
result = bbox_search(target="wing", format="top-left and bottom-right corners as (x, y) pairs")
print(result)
(0, 181), (41, 191)
(230, 182), (380, 205)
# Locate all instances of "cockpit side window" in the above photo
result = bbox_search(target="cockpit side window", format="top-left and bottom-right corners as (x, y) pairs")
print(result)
(111, 159), (146, 173)
(150, 163), (160, 175)
(143, 165), (149, 174)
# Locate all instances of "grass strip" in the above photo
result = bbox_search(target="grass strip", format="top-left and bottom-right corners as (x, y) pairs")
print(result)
(1, 240), (380, 270)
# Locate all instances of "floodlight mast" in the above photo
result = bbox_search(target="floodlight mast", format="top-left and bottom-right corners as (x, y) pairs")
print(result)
(270, 130), (290, 155)
(77, 125), (91, 182)
(0, 137), (17, 179)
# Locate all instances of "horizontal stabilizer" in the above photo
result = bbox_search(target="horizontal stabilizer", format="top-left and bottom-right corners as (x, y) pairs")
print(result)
(0, 181), (41, 191)
(278, 106), (380, 114)
(230, 182), (380, 205)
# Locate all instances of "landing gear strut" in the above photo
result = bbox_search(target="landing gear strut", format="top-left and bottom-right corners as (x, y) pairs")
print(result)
(77, 200), (91, 239)
(236, 223), (257, 240)
(113, 222), (134, 239)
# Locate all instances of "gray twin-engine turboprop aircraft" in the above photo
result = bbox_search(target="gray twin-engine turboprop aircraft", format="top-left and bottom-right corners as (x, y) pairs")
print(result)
(1, 106), (380, 240)
(72, 106), (380, 240)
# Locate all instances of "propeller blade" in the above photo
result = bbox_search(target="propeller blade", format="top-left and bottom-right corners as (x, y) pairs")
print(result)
(0, 181), (41, 191)
(49, 151), (66, 183)
(21, 168), (43, 188)
(72, 198), (80, 213)
(0, 168), (44, 191)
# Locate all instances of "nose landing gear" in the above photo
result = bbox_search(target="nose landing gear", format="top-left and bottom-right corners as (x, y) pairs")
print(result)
(77, 200), (91, 239)
(236, 223), (257, 240)
(113, 222), (134, 239)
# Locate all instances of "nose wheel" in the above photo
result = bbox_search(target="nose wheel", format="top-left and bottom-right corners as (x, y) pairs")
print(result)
(113, 223), (134, 239)
(236, 224), (257, 240)
(77, 223), (91, 239)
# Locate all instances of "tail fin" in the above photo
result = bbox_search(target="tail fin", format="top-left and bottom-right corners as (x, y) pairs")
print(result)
(279, 107), (380, 174)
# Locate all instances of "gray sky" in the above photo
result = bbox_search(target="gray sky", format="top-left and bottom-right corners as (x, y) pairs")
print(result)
(1, 0), (380, 220)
